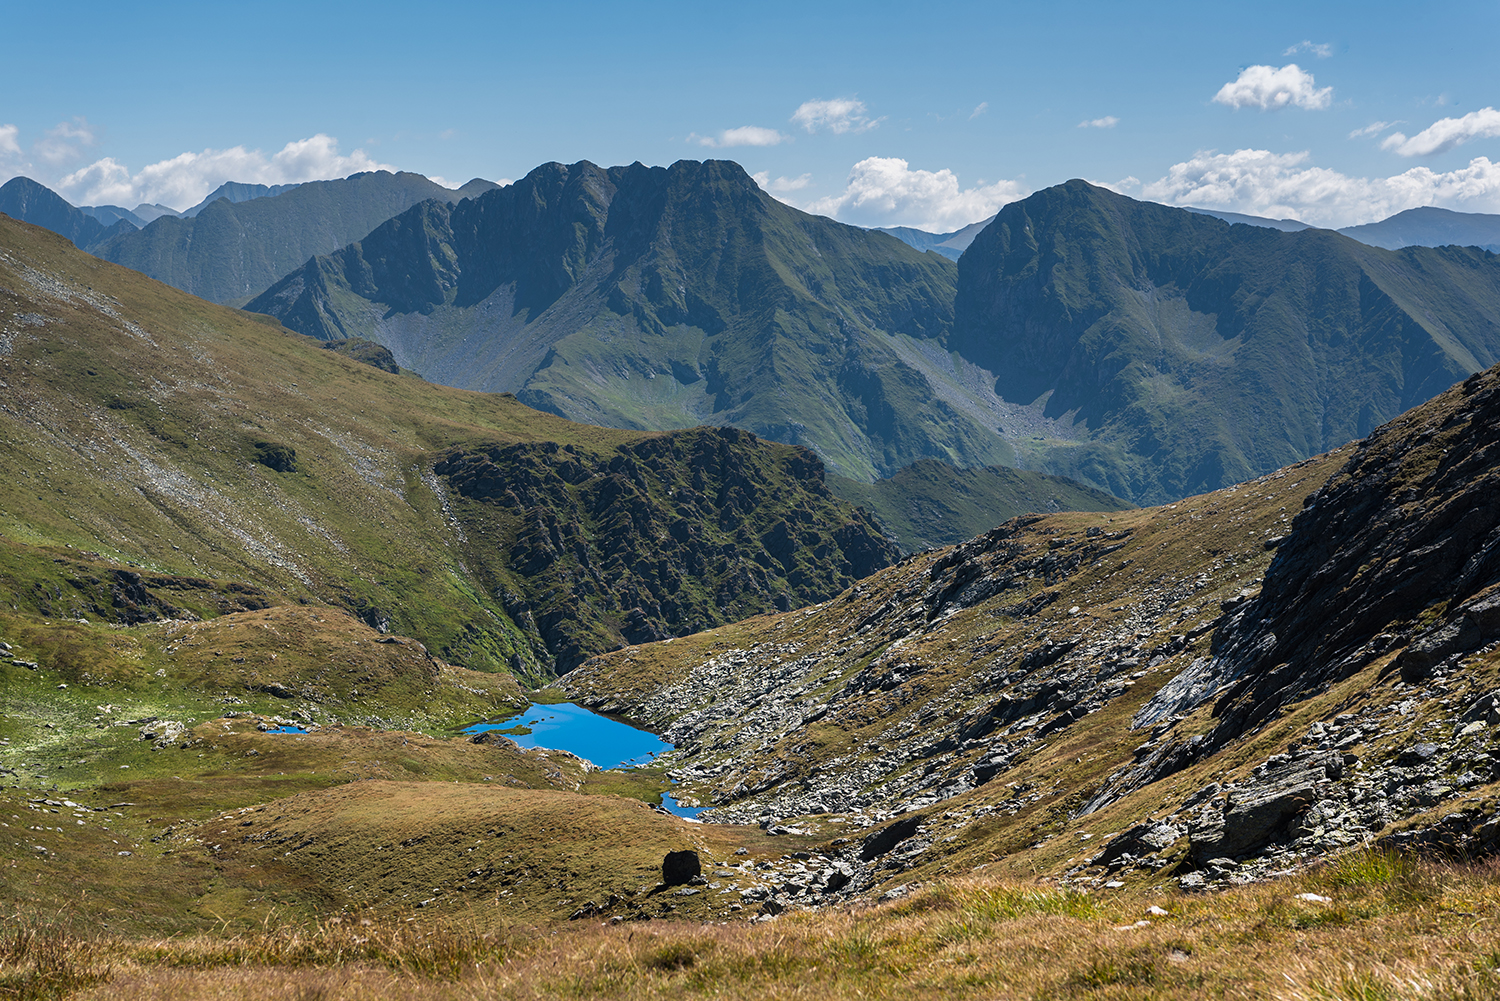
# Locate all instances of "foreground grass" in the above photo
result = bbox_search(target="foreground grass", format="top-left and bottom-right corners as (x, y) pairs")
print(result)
(5, 852), (1499, 1000)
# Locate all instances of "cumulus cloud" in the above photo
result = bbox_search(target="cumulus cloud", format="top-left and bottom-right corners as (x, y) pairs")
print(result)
(56, 134), (394, 210)
(1381, 107), (1500, 157)
(1143, 147), (1500, 227)
(1213, 64), (1332, 111)
(970, 102), (989, 120)
(802, 156), (1027, 231)
(1, 123), (24, 158)
(790, 98), (883, 135)
(1283, 40), (1332, 58)
(696, 126), (790, 148)
(1078, 116), (1119, 129)
(752, 171), (813, 196)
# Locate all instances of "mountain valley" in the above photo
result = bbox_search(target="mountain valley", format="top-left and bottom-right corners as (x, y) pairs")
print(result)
(4, 162), (1500, 1000)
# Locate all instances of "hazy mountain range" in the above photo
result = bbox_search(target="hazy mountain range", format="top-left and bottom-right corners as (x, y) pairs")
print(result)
(0, 172), (499, 303)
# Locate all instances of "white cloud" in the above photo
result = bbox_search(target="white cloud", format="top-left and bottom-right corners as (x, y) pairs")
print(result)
(969, 102), (989, 120)
(0, 124), (21, 158)
(1078, 116), (1119, 129)
(1143, 147), (1500, 227)
(696, 126), (790, 148)
(34, 118), (99, 165)
(790, 98), (883, 135)
(752, 171), (812, 195)
(802, 156), (1027, 231)
(1349, 121), (1396, 140)
(1283, 40), (1332, 58)
(1212, 64), (1332, 111)
(56, 134), (394, 210)
(1381, 107), (1500, 157)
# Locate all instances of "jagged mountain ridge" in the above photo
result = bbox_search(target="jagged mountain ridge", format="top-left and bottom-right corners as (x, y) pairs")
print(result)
(0, 214), (893, 678)
(249, 159), (1007, 482)
(952, 179), (1500, 503)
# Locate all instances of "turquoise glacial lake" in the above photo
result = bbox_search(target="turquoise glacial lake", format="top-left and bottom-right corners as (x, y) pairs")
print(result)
(463, 702), (707, 818)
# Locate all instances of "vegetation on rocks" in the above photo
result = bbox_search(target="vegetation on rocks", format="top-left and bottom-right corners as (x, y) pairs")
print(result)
(560, 362), (1500, 906)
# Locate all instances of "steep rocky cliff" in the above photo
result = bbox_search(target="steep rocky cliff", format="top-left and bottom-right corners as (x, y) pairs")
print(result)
(435, 427), (896, 672)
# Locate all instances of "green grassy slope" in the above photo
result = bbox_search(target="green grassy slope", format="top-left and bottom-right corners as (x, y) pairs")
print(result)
(829, 458), (1133, 552)
(0, 215), (893, 678)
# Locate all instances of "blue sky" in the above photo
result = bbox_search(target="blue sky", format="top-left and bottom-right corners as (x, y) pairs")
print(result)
(3, 0), (1498, 229)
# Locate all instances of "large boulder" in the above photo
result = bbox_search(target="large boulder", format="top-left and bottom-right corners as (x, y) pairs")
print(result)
(1189, 753), (1341, 862)
(662, 850), (701, 886)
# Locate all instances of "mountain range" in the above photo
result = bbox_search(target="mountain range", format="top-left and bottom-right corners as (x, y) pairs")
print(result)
(950, 180), (1500, 501)
(247, 165), (1500, 503)
(247, 159), (991, 483)
(874, 216), (993, 259)
(4, 155), (1500, 992)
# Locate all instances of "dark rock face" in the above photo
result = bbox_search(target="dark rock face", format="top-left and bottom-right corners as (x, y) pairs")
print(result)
(662, 850), (701, 886)
(251, 440), (297, 473)
(436, 426), (897, 672)
(1188, 752), (1343, 862)
(859, 815), (922, 861)
(1204, 366), (1500, 744)
(321, 338), (399, 373)
(1093, 821), (1182, 870)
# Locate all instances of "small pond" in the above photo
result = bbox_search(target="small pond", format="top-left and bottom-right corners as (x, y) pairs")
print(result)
(464, 702), (671, 768)
(463, 703), (709, 819)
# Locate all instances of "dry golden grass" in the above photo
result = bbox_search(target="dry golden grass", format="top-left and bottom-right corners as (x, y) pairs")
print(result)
(1, 852), (1489, 1000)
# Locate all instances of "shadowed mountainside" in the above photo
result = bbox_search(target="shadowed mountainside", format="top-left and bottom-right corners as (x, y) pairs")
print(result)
(952, 180), (1500, 503)
(828, 457), (1132, 553)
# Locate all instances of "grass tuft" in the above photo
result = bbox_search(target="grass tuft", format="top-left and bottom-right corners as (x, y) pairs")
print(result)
(0, 921), (113, 1001)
